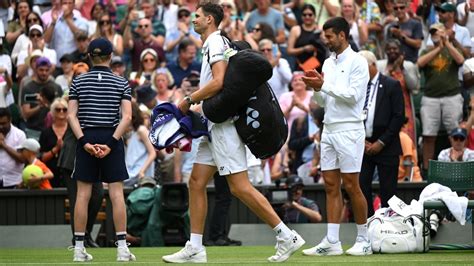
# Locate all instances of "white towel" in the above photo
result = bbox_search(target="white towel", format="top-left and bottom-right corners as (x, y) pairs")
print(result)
(418, 183), (469, 225)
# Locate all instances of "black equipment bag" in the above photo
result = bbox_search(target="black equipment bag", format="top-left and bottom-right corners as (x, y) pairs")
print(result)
(202, 43), (272, 123)
(234, 82), (288, 159)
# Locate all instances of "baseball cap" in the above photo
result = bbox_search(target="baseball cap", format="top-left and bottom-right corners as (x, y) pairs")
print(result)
(136, 84), (157, 104)
(435, 2), (456, 12)
(88, 37), (113, 56)
(429, 23), (445, 34)
(60, 53), (74, 63)
(111, 56), (124, 66)
(18, 138), (41, 152)
(36, 57), (52, 68)
(139, 176), (157, 187)
(286, 175), (304, 189)
(29, 24), (43, 35)
(450, 128), (467, 139)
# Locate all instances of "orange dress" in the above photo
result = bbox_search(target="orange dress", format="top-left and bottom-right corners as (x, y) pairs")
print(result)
(389, 70), (416, 143)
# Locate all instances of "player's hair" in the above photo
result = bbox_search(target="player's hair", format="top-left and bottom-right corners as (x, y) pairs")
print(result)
(323, 16), (350, 40)
(198, 2), (224, 27)
(90, 54), (112, 65)
(0, 107), (11, 120)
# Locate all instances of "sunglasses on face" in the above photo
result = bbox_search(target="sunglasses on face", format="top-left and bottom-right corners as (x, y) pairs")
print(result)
(253, 27), (261, 32)
(28, 18), (39, 23)
(138, 24), (150, 29)
(452, 136), (466, 141)
(302, 13), (314, 17)
(99, 20), (111, 25)
(393, 6), (405, 11)
(143, 58), (155, 63)
(55, 107), (67, 113)
(221, 4), (232, 9)
(29, 33), (42, 38)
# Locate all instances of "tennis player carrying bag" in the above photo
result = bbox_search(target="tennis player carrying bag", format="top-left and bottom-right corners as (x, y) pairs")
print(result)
(233, 82), (288, 159)
(368, 196), (430, 253)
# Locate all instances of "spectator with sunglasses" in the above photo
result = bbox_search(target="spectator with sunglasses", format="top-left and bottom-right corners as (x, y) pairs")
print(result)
(438, 128), (474, 162)
(17, 25), (57, 80)
(129, 48), (160, 88)
(92, 12), (124, 56)
(123, 17), (165, 72)
(287, 4), (327, 72)
(11, 11), (43, 65)
(39, 98), (69, 187)
(385, 0), (423, 63)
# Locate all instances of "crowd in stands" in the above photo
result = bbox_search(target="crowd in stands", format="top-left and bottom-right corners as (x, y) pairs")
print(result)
(1, 0), (474, 206)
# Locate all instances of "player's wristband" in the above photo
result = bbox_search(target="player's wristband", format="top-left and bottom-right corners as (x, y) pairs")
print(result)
(78, 136), (87, 147)
(106, 136), (119, 150)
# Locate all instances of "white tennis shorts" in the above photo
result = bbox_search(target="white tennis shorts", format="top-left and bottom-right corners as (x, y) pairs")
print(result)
(194, 119), (248, 175)
(320, 128), (365, 173)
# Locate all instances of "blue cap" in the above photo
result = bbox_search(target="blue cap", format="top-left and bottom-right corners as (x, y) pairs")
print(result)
(36, 56), (52, 67)
(88, 37), (113, 56)
(450, 128), (467, 139)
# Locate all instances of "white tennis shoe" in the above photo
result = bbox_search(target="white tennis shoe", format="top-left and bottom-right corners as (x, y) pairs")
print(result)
(72, 247), (93, 262)
(162, 241), (207, 263)
(267, 230), (305, 262)
(117, 246), (136, 261)
(302, 236), (343, 256)
(345, 236), (373, 256)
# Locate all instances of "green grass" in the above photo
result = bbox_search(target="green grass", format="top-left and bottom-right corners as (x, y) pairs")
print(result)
(0, 246), (473, 265)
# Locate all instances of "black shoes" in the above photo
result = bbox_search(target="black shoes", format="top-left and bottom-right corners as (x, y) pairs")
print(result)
(205, 237), (242, 246)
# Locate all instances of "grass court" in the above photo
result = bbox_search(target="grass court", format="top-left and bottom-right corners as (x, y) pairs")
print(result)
(1, 246), (474, 265)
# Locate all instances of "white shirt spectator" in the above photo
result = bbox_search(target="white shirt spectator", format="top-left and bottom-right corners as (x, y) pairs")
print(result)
(312, 46), (369, 130)
(0, 124), (26, 186)
(438, 148), (474, 162)
(457, 2), (474, 40)
(157, 3), (179, 34)
(268, 58), (292, 100)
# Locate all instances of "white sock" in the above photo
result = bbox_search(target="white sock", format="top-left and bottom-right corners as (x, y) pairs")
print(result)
(356, 223), (368, 241)
(272, 222), (292, 239)
(190, 233), (203, 249)
(327, 223), (340, 243)
(116, 231), (127, 248)
(74, 232), (85, 248)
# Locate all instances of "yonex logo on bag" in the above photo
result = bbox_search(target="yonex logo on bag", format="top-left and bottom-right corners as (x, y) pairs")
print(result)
(292, 236), (298, 243)
(246, 107), (260, 129)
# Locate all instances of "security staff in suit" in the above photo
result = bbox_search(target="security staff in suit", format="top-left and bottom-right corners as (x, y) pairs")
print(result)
(358, 50), (405, 217)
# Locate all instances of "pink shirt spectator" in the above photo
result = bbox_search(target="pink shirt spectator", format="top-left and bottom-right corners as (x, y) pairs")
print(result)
(279, 90), (313, 130)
